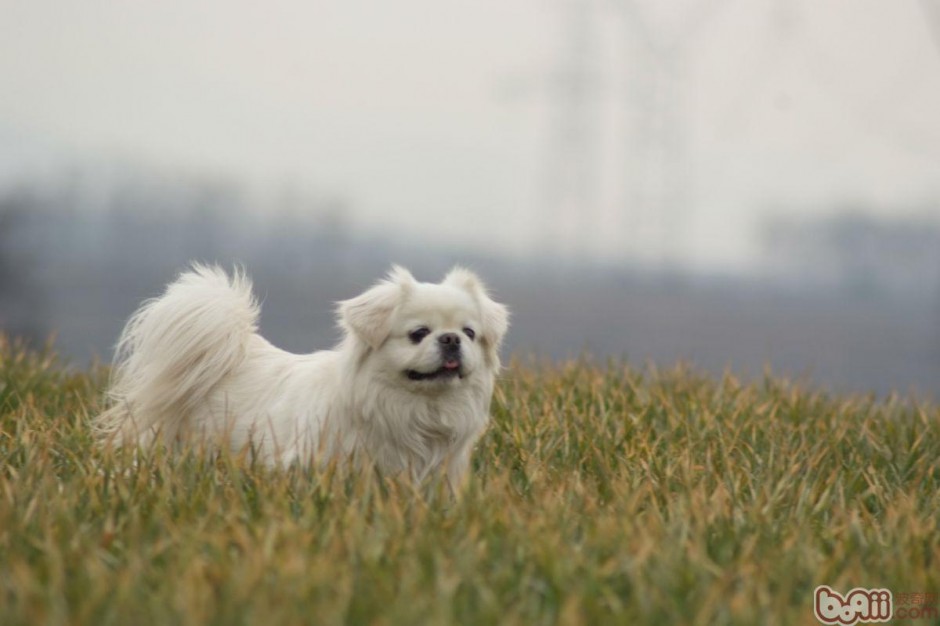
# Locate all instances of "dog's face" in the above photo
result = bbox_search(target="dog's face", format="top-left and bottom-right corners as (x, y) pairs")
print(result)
(338, 267), (509, 392)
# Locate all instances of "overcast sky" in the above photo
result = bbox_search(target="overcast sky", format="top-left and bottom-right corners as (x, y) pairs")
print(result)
(2, 0), (939, 269)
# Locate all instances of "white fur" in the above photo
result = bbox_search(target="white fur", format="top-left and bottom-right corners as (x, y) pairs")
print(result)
(96, 264), (509, 487)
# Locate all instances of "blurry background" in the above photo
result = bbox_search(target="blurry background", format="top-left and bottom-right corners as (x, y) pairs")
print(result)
(1, 0), (939, 398)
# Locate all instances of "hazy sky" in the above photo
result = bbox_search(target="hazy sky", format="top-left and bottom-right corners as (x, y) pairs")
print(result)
(2, 0), (939, 269)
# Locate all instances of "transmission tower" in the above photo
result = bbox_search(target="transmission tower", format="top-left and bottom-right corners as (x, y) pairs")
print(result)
(616, 0), (729, 266)
(534, 0), (732, 264)
(538, 0), (602, 260)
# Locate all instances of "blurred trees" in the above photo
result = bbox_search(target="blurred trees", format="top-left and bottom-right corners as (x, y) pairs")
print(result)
(0, 167), (355, 350)
(0, 189), (46, 344)
(761, 207), (940, 299)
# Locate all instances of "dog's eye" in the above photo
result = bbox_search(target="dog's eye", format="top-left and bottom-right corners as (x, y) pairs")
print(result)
(463, 327), (476, 341)
(408, 327), (431, 343)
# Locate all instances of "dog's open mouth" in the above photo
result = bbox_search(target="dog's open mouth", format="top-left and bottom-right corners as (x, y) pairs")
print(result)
(406, 358), (463, 381)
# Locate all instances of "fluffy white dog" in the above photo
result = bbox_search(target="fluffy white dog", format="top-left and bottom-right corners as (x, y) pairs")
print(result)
(96, 265), (509, 487)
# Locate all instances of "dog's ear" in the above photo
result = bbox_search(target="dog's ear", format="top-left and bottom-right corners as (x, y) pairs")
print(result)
(338, 266), (415, 349)
(444, 267), (509, 361)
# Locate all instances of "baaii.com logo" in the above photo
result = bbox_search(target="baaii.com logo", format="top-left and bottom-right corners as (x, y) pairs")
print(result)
(815, 586), (940, 623)
(814, 586), (892, 624)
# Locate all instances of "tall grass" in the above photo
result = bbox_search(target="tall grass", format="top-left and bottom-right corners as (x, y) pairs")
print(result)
(1, 337), (938, 625)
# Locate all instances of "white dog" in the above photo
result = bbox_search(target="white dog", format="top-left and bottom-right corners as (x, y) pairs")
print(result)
(96, 265), (509, 487)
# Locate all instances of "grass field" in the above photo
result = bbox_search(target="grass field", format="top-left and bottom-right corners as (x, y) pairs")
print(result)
(1, 336), (938, 625)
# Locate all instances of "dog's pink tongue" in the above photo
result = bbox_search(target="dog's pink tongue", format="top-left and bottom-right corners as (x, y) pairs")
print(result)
(443, 359), (460, 370)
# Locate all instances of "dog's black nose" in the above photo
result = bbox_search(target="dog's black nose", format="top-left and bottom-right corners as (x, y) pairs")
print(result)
(438, 332), (461, 346)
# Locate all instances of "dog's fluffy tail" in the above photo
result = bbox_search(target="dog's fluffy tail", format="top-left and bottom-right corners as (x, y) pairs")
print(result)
(95, 264), (259, 447)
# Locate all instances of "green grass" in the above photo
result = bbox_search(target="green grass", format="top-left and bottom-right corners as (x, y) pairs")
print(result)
(1, 336), (938, 626)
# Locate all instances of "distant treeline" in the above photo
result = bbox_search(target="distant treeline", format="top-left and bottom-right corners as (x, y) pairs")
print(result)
(762, 208), (940, 297)
(1, 170), (939, 399)
(0, 169), (505, 353)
